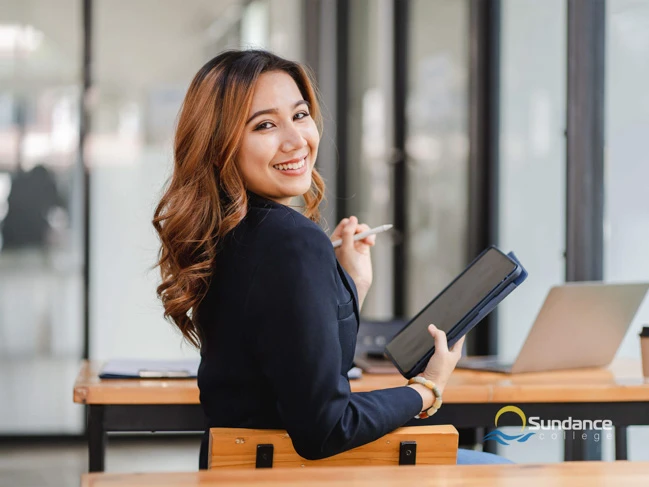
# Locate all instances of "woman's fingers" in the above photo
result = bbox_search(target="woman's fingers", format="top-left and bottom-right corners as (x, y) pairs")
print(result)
(341, 216), (358, 251)
(330, 217), (350, 241)
(450, 335), (466, 355)
(427, 324), (449, 353)
(356, 223), (370, 233)
(333, 218), (376, 247)
(355, 223), (376, 246)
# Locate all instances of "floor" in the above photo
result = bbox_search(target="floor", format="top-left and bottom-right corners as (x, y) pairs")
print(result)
(0, 436), (202, 487)
(0, 427), (637, 486)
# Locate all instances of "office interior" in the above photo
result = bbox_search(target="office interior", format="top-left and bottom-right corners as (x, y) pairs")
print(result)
(1, 0), (649, 483)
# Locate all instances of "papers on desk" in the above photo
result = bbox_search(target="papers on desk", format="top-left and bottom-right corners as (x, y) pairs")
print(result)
(99, 359), (200, 379)
(100, 359), (362, 380)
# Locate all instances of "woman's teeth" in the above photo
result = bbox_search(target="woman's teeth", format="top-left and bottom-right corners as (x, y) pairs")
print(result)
(274, 158), (305, 171)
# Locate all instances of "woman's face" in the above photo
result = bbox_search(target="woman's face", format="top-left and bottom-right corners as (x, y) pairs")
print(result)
(236, 70), (320, 205)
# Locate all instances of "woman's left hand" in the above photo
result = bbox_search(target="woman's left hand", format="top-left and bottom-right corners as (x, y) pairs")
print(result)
(330, 216), (375, 307)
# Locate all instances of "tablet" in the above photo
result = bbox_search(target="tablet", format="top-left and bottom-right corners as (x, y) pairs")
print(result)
(384, 246), (527, 378)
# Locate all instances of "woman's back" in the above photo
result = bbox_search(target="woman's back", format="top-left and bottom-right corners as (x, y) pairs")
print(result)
(197, 192), (355, 431)
(197, 192), (422, 460)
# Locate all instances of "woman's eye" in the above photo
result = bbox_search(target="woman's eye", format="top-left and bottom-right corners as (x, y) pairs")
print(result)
(254, 121), (274, 131)
(254, 112), (310, 131)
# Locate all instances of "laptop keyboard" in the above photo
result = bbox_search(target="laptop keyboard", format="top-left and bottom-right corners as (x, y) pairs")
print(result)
(458, 357), (514, 372)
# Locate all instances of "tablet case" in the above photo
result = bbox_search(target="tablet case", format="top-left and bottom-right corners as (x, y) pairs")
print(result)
(451, 251), (527, 338)
(391, 250), (528, 378)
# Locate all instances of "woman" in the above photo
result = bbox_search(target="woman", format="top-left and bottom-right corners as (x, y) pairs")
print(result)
(153, 49), (511, 466)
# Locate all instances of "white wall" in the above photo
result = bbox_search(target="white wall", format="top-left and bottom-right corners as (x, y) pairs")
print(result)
(89, 147), (197, 360)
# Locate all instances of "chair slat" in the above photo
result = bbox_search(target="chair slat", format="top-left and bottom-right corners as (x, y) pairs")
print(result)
(209, 425), (458, 469)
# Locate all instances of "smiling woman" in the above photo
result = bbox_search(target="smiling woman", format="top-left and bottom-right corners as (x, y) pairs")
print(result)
(152, 50), (326, 348)
(151, 49), (481, 468)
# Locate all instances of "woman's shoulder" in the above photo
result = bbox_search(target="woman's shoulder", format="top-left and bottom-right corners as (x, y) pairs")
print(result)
(247, 203), (330, 250)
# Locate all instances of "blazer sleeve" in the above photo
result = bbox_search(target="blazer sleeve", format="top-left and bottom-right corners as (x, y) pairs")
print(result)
(245, 224), (423, 460)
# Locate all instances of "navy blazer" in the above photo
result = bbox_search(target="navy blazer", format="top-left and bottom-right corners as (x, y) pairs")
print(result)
(196, 191), (422, 463)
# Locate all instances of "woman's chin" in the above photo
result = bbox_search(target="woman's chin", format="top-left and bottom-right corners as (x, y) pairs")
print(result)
(275, 176), (312, 198)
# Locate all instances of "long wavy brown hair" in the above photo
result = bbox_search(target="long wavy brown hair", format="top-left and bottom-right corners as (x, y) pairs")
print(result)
(152, 50), (326, 348)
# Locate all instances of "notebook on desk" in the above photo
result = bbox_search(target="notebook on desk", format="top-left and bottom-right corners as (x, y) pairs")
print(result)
(99, 359), (200, 379)
(101, 359), (364, 380)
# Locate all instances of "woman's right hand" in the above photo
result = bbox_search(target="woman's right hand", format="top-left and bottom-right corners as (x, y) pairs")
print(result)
(420, 324), (465, 394)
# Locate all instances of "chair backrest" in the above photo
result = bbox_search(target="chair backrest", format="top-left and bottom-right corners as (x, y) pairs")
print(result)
(208, 425), (458, 469)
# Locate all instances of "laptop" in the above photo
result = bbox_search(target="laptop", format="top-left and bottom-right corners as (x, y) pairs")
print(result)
(457, 282), (649, 374)
(353, 319), (406, 374)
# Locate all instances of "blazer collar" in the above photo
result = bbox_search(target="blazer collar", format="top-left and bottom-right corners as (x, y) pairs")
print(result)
(247, 190), (284, 209)
(247, 189), (360, 325)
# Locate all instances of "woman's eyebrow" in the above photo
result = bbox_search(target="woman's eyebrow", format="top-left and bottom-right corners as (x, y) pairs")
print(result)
(246, 100), (310, 125)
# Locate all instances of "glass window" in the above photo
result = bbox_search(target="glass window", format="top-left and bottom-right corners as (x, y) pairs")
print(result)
(498, 0), (566, 362)
(88, 1), (242, 360)
(406, 0), (470, 316)
(346, 0), (395, 318)
(88, 0), (304, 360)
(605, 0), (649, 462)
(0, 0), (84, 434)
(497, 0), (566, 463)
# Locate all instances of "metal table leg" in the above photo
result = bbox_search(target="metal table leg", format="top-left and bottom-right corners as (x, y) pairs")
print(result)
(615, 426), (628, 460)
(88, 405), (107, 472)
(481, 427), (498, 454)
(563, 429), (602, 461)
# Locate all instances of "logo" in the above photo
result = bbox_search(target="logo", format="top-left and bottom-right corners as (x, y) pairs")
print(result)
(483, 406), (614, 446)
(483, 406), (536, 446)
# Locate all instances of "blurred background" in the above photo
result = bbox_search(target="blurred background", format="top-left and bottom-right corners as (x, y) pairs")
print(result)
(1, 0), (648, 482)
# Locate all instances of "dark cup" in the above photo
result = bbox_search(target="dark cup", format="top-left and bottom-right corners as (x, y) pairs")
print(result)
(640, 326), (649, 378)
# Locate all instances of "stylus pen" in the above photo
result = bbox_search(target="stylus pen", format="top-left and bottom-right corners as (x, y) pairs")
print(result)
(331, 224), (393, 248)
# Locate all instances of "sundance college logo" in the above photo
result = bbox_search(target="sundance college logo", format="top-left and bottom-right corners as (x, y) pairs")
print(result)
(483, 405), (614, 446)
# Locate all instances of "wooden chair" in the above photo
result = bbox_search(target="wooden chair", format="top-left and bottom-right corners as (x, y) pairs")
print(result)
(208, 425), (458, 469)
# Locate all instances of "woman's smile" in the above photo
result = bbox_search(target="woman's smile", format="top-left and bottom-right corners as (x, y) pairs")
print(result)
(272, 155), (308, 175)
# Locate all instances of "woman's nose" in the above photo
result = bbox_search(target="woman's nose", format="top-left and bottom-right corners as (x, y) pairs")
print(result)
(279, 124), (307, 152)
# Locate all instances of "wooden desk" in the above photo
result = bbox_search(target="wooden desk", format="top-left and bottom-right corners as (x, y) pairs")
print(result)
(74, 359), (649, 404)
(74, 359), (649, 472)
(73, 360), (493, 404)
(81, 461), (649, 487)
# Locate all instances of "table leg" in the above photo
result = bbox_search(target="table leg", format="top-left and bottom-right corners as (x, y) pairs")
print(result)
(563, 429), (602, 461)
(480, 427), (498, 454)
(615, 426), (628, 460)
(88, 405), (106, 472)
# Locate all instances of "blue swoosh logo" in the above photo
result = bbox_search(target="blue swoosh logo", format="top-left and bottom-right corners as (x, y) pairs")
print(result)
(483, 430), (536, 446)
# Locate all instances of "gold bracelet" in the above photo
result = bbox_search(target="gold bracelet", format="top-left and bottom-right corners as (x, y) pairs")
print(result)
(407, 376), (443, 419)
